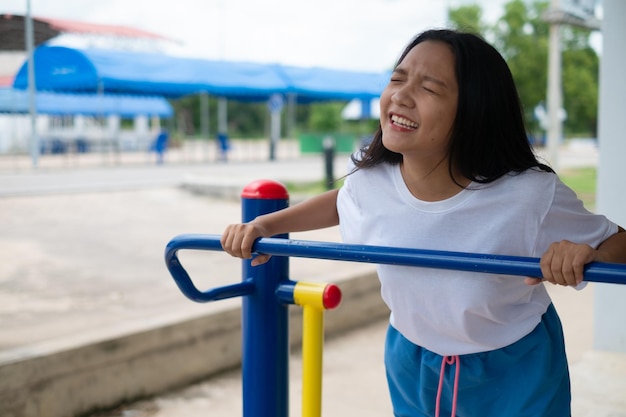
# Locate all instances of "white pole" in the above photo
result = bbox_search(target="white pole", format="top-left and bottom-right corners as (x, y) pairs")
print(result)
(594, 0), (626, 353)
(25, 0), (39, 168)
(200, 92), (210, 162)
(217, 97), (227, 135)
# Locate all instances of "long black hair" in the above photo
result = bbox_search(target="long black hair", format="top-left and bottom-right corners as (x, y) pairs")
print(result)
(353, 29), (553, 183)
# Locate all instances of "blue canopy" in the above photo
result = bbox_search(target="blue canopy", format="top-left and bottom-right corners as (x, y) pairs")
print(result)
(0, 87), (173, 117)
(13, 46), (290, 100)
(277, 65), (388, 102)
(13, 45), (387, 102)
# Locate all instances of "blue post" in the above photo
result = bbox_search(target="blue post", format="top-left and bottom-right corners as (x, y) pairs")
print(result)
(240, 179), (290, 417)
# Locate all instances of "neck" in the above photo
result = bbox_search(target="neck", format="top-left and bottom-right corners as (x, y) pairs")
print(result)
(400, 158), (469, 202)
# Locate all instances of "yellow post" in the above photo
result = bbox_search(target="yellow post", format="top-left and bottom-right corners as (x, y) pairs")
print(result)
(293, 282), (341, 417)
(302, 305), (324, 417)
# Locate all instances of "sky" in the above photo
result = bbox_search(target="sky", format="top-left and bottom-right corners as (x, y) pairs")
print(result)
(2, 0), (512, 72)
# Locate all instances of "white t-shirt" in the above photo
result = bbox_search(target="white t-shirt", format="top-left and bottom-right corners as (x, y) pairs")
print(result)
(337, 161), (617, 356)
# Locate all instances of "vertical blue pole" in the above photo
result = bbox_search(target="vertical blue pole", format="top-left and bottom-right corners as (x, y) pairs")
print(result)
(241, 179), (290, 417)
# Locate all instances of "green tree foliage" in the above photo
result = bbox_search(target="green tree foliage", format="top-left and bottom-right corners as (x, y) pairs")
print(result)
(171, 95), (304, 139)
(561, 26), (599, 135)
(307, 102), (344, 132)
(448, 0), (599, 138)
(491, 0), (549, 135)
(447, 4), (485, 34)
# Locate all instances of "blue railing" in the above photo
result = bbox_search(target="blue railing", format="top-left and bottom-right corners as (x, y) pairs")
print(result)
(166, 234), (626, 298)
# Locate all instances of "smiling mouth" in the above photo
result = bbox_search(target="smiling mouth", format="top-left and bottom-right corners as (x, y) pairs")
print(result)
(391, 114), (418, 129)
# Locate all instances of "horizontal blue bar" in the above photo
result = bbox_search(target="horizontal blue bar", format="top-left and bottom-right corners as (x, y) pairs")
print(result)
(165, 234), (626, 289)
(254, 238), (626, 285)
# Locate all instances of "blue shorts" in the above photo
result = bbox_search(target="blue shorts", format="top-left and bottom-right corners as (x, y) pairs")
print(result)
(384, 304), (571, 417)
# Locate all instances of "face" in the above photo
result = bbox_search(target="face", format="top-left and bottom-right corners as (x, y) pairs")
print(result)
(380, 40), (459, 163)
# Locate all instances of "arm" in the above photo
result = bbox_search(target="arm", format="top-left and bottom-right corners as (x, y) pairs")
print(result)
(221, 188), (340, 265)
(534, 226), (626, 286)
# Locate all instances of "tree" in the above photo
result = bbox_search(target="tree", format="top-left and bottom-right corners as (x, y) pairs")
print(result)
(491, 0), (550, 135)
(447, 0), (599, 138)
(561, 26), (599, 135)
(171, 95), (291, 139)
(307, 102), (345, 132)
(447, 4), (485, 34)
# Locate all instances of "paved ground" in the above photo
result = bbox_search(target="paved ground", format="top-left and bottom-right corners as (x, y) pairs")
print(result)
(0, 151), (359, 350)
(2, 140), (625, 416)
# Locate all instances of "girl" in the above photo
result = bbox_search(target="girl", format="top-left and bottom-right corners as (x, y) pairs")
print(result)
(221, 29), (626, 417)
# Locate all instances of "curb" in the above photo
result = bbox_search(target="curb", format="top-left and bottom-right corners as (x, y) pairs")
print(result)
(0, 270), (387, 417)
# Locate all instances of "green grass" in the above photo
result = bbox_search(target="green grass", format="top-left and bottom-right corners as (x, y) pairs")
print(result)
(285, 178), (345, 195)
(286, 167), (597, 211)
(559, 167), (597, 211)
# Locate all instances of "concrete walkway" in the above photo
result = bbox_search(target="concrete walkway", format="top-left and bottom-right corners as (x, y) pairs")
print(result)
(84, 285), (626, 417)
(1, 140), (624, 417)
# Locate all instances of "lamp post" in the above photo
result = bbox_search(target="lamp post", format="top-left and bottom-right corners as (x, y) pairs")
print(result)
(542, 0), (600, 170)
(25, 0), (39, 168)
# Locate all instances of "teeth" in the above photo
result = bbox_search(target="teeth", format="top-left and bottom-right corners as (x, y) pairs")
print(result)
(391, 115), (418, 129)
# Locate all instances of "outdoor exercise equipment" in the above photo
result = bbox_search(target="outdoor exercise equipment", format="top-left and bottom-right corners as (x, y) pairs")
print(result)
(165, 179), (626, 417)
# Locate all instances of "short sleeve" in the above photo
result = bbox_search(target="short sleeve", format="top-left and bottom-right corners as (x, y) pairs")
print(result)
(337, 158), (364, 244)
(534, 178), (618, 257)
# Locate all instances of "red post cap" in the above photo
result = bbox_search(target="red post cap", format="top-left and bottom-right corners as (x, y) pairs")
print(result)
(241, 179), (289, 200)
(322, 284), (342, 310)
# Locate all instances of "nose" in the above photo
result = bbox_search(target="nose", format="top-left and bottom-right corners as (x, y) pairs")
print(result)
(390, 84), (415, 108)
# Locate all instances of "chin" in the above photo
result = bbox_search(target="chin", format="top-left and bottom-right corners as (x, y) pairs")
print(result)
(381, 136), (404, 154)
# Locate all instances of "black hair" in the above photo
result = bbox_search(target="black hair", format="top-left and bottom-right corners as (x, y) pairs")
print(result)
(353, 29), (553, 183)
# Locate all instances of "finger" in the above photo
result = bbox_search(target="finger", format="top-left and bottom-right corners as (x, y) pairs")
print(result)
(570, 253), (589, 286)
(251, 254), (272, 266)
(220, 226), (236, 256)
(524, 277), (544, 286)
(221, 224), (250, 258)
(556, 241), (592, 286)
(549, 248), (569, 286)
(240, 233), (257, 259)
(540, 246), (556, 284)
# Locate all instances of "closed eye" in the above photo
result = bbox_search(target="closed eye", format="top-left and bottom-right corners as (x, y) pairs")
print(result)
(389, 68), (407, 83)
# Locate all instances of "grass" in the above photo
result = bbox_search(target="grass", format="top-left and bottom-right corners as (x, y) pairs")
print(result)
(286, 167), (597, 211)
(559, 167), (597, 212)
(285, 178), (345, 195)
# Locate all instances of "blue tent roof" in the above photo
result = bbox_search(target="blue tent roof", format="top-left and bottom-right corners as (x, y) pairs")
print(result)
(13, 46), (290, 100)
(13, 45), (387, 102)
(0, 87), (173, 117)
(277, 65), (388, 102)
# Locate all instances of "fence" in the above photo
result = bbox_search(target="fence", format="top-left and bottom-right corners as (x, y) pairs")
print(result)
(164, 179), (626, 417)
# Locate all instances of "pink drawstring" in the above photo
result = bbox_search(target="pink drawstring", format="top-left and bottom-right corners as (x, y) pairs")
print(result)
(435, 355), (460, 417)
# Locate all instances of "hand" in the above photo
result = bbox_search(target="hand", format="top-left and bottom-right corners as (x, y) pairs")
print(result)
(537, 240), (596, 286)
(220, 222), (272, 266)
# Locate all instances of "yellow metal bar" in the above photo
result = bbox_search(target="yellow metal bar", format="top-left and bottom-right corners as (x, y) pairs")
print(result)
(293, 281), (328, 310)
(294, 281), (341, 417)
(301, 304), (324, 417)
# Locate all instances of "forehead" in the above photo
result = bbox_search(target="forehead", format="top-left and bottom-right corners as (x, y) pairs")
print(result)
(396, 41), (457, 83)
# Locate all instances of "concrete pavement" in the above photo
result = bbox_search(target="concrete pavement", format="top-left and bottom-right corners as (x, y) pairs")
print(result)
(1, 140), (625, 417)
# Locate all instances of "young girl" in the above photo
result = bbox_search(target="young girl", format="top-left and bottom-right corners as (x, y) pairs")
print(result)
(221, 29), (626, 417)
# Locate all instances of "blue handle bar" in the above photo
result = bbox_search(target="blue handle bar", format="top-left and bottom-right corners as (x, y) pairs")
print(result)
(165, 234), (255, 302)
(165, 233), (626, 301)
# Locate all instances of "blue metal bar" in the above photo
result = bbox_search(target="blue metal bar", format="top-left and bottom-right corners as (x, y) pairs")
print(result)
(165, 236), (254, 302)
(254, 238), (626, 285)
(165, 233), (626, 286)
